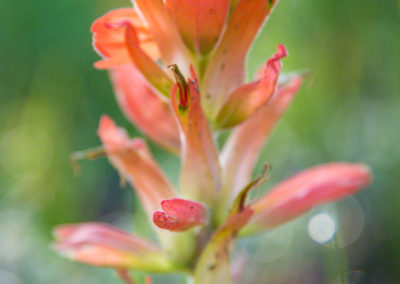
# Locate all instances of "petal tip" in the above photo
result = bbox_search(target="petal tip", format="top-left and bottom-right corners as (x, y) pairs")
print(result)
(98, 115), (117, 138)
(276, 44), (288, 58)
(350, 163), (373, 188)
(153, 198), (207, 232)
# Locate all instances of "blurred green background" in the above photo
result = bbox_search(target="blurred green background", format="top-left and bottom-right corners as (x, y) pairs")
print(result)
(0, 0), (399, 283)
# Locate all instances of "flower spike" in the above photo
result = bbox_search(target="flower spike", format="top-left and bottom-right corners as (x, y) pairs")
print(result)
(153, 198), (207, 232)
(55, 0), (374, 281)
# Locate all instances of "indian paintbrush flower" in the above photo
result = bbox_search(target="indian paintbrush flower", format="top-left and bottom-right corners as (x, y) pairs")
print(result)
(54, 0), (372, 283)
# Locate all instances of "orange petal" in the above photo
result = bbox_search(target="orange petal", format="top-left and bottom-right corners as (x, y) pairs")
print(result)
(121, 22), (174, 96)
(153, 198), (207, 231)
(133, 0), (192, 70)
(97, 116), (177, 217)
(201, 0), (279, 119)
(249, 163), (372, 230)
(215, 45), (287, 128)
(92, 11), (173, 97)
(53, 223), (174, 272)
(110, 65), (180, 153)
(91, 8), (159, 69)
(220, 77), (302, 208)
(165, 0), (229, 54)
(170, 67), (222, 206)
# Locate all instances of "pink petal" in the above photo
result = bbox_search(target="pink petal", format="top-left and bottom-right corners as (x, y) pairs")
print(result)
(215, 45), (287, 128)
(220, 77), (302, 210)
(110, 65), (180, 153)
(53, 223), (173, 271)
(153, 198), (207, 231)
(97, 116), (177, 217)
(165, 0), (229, 54)
(249, 163), (372, 230)
(91, 8), (159, 69)
(201, 0), (279, 119)
(54, 223), (160, 253)
(170, 67), (222, 206)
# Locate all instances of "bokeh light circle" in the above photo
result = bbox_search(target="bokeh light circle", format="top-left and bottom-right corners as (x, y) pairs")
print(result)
(309, 196), (365, 248)
(308, 213), (336, 244)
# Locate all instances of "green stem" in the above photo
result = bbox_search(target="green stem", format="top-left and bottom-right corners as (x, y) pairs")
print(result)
(322, 229), (349, 283)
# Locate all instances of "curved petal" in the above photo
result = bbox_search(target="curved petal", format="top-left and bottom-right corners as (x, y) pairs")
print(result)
(201, 0), (279, 119)
(215, 44), (287, 128)
(110, 65), (180, 153)
(53, 222), (175, 272)
(219, 76), (302, 213)
(170, 67), (222, 206)
(91, 8), (159, 69)
(248, 163), (372, 232)
(92, 10), (173, 97)
(97, 116), (177, 217)
(122, 22), (174, 96)
(165, 0), (229, 54)
(133, 0), (192, 73)
(153, 198), (207, 231)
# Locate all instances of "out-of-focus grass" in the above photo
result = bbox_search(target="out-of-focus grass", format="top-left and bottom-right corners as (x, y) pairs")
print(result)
(0, 0), (399, 283)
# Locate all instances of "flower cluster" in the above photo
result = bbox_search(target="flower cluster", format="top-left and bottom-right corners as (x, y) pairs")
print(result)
(53, 0), (371, 283)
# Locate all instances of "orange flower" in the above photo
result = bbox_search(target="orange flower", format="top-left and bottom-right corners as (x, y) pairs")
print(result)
(54, 1), (373, 283)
